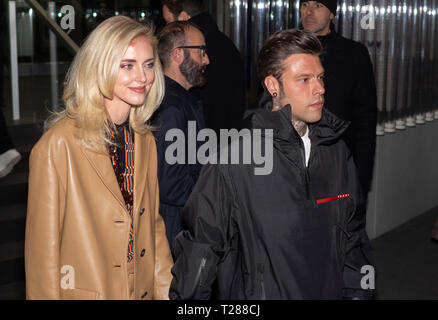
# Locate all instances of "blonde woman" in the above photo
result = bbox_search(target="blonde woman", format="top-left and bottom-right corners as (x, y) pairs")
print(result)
(25, 16), (173, 300)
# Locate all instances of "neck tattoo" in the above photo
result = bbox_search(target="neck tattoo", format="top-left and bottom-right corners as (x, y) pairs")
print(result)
(292, 119), (308, 137)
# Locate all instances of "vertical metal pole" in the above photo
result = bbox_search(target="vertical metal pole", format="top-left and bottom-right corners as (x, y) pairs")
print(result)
(48, 2), (59, 111)
(8, 1), (20, 121)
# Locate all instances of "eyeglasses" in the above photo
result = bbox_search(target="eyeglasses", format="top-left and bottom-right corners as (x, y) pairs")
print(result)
(170, 45), (207, 57)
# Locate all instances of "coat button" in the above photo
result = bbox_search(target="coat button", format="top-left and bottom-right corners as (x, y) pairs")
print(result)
(139, 208), (145, 216)
(140, 249), (146, 257)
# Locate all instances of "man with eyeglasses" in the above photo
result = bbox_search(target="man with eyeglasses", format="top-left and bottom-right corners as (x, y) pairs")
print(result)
(151, 21), (209, 253)
(162, 0), (246, 134)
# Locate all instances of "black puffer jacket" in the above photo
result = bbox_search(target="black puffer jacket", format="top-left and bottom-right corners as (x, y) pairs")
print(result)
(169, 105), (375, 300)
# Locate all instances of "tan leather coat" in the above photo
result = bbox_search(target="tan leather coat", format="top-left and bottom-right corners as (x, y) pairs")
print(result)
(25, 118), (173, 299)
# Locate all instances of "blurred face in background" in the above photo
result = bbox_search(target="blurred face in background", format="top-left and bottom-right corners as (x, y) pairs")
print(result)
(300, 1), (334, 36)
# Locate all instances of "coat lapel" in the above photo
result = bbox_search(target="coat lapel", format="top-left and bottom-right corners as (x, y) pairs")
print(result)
(133, 131), (149, 214)
(81, 147), (127, 212)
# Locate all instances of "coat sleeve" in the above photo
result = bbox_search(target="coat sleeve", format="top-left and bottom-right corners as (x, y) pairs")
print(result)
(342, 150), (376, 299)
(351, 44), (378, 196)
(152, 104), (201, 207)
(25, 146), (64, 299)
(169, 164), (236, 300)
(152, 177), (174, 300)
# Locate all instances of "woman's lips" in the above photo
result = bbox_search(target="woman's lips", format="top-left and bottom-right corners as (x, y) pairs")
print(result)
(129, 86), (145, 94)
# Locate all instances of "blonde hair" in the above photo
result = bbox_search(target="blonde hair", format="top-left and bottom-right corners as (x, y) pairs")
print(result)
(46, 15), (165, 153)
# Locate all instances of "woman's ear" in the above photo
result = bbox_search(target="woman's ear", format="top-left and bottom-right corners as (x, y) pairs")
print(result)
(264, 75), (280, 97)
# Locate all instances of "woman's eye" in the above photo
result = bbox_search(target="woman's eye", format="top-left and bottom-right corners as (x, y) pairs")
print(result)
(121, 64), (133, 70)
(145, 62), (154, 69)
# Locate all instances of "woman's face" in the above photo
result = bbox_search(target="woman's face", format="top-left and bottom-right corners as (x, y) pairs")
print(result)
(105, 35), (155, 123)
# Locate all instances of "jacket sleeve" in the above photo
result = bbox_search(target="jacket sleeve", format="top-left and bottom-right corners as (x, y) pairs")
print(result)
(153, 104), (200, 207)
(342, 151), (376, 299)
(351, 44), (378, 196)
(25, 147), (64, 299)
(152, 177), (174, 300)
(169, 164), (236, 300)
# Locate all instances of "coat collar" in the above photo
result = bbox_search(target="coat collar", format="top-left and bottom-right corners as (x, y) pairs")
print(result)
(81, 131), (151, 216)
(246, 103), (349, 146)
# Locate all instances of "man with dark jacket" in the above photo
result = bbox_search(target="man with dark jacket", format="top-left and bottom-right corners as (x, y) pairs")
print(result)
(169, 29), (375, 300)
(162, 0), (245, 133)
(300, 0), (377, 200)
(152, 21), (209, 251)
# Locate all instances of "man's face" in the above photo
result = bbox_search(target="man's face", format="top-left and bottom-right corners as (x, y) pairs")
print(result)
(300, 1), (333, 36)
(179, 27), (210, 87)
(277, 53), (325, 124)
(162, 5), (176, 24)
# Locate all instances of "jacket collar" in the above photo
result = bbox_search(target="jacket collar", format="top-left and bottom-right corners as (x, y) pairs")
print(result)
(165, 76), (200, 105)
(81, 131), (150, 216)
(246, 104), (349, 146)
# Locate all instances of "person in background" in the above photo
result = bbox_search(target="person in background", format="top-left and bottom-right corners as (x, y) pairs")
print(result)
(25, 16), (173, 300)
(152, 21), (209, 252)
(162, 0), (245, 133)
(300, 0), (377, 202)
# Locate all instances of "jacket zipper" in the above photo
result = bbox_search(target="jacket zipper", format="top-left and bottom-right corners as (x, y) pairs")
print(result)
(192, 257), (207, 293)
(258, 264), (266, 300)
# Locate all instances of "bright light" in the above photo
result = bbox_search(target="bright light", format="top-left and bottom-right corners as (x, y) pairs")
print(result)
(115, 11), (119, 16)
(58, 12), (62, 18)
(257, 2), (266, 10)
(29, 8), (33, 15)
(141, 12), (145, 18)
(93, 12), (97, 18)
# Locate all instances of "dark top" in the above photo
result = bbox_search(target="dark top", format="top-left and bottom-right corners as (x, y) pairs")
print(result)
(317, 29), (377, 196)
(151, 76), (206, 251)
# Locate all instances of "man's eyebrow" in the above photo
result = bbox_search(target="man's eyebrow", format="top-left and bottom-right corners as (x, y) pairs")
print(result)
(295, 73), (314, 78)
(295, 72), (325, 78)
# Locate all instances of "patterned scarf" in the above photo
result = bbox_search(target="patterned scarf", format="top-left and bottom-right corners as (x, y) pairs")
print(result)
(109, 123), (135, 262)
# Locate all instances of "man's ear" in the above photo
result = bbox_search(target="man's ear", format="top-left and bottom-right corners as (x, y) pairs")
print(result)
(264, 75), (281, 97)
(177, 10), (191, 21)
(171, 48), (184, 66)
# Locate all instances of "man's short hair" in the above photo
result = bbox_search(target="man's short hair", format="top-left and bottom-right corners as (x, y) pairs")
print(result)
(258, 29), (322, 90)
(158, 21), (198, 69)
(163, 0), (206, 19)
